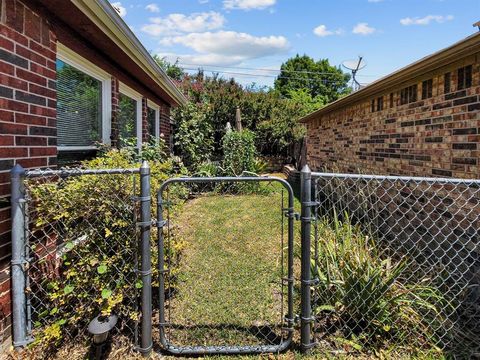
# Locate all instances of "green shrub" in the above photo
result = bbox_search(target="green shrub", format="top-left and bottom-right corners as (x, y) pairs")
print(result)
(222, 130), (256, 176)
(27, 150), (187, 347)
(312, 213), (443, 352)
(172, 103), (214, 170)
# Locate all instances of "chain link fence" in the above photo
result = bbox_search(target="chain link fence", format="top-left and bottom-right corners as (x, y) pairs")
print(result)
(155, 177), (295, 355)
(301, 170), (480, 358)
(10, 165), (153, 357)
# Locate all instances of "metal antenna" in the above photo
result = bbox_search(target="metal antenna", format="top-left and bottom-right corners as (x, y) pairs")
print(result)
(342, 56), (367, 91)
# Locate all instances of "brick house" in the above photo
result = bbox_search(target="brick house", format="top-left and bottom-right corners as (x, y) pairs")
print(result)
(301, 31), (480, 179)
(0, 0), (186, 346)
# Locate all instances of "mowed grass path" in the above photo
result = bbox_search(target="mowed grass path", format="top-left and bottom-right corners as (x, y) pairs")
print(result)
(166, 186), (292, 347)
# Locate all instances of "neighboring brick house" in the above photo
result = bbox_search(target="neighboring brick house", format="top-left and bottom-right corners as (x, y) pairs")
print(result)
(0, 0), (186, 346)
(301, 31), (480, 179)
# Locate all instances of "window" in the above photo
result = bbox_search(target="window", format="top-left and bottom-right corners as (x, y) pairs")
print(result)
(118, 83), (142, 148)
(371, 99), (375, 113)
(400, 84), (417, 105)
(457, 65), (473, 90)
(389, 93), (394, 108)
(422, 79), (433, 99)
(56, 44), (111, 151)
(444, 72), (451, 94)
(376, 96), (383, 112)
(147, 100), (160, 141)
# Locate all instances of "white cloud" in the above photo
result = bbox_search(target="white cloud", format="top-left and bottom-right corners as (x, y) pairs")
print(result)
(145, 3), (160, 13)
(111, 2), (127, 17)
(400, 14), (454, 26)
(142, 12), (225, 36)
(157, 52), (246, 66)
(223, 0), (276, 10)
(159, 31), (289, 65)
(313, 24), (343, 37)
(352, 22), (376, 35)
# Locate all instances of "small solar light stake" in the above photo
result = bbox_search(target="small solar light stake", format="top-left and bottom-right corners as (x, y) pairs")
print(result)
(88, 314), (118, 360)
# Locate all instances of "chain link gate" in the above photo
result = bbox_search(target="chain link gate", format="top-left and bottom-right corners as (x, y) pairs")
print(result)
(155, 176), (295, 355)
(300, 166), (480, 358)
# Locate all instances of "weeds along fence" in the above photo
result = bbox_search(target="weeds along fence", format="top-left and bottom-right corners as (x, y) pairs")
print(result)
(300, 167), (480, 357)
(10, 163), (153, 355)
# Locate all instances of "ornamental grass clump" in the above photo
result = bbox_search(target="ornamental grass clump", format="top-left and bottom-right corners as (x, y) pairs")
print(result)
(312, 212), (444, 353)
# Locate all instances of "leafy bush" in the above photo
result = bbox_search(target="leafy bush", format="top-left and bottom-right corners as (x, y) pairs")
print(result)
(27, 150), (187, 347)
(172, 103), (214, 170)
(312, 213), (443, 352)
(222, 130), (257, 176)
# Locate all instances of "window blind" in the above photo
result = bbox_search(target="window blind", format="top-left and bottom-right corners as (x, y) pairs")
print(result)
(56, 59), (102, 147)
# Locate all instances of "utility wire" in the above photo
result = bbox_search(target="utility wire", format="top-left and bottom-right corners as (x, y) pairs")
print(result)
(181, 67), (367, 84)
(178, 62), (377, 78)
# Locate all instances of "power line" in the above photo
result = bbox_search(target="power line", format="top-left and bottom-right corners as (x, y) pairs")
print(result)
(180, 67), (369, 84)
(177, 62), (377, 78)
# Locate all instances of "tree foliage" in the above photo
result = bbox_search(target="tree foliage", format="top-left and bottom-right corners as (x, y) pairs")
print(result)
(156, 55), (351, 169)
(274, 54), (351, 103)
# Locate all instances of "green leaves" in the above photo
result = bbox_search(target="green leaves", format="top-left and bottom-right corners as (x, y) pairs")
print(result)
(63, 285), (74, 295)
(97, 264), (108, 274)
(101, 289), (112, 299)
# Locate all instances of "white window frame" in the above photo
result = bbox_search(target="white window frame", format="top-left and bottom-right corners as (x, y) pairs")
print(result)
(119, 83), (143, 148)
(146, 100), (160, 142)
(56, 43), (112, 151)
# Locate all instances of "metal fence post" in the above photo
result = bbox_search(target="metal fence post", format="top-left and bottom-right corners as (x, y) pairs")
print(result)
(139, 161), (152, 356)
(11, 164), (28, 348)
(300, 165), (312, 353)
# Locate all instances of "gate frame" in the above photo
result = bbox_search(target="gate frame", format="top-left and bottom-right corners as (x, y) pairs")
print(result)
(156, 176), (295, 356)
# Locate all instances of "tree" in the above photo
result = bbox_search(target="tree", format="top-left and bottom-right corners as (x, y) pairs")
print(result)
(152, 55), (184, 81)
(274, 54), (351, 104)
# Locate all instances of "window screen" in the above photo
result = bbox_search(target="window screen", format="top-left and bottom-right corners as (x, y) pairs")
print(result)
(422, 79), (433, 100)
(444, 73), (451, 94)
(118, 93), (137, 143)
(457, 65), (473, 90)
(147, 107), (156, 138)
(56, 59), (102, 147)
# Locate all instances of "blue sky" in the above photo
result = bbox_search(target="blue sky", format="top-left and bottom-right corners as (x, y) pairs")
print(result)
(110, 0), (480, 87)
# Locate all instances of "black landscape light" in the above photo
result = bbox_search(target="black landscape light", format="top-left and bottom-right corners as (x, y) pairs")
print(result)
(88, 314), (118, 360)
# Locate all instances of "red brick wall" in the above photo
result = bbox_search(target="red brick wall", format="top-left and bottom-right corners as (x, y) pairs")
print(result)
(160, 105), (172, 150)
(0, 0), (57, 344)
(305, 55), (480, 179)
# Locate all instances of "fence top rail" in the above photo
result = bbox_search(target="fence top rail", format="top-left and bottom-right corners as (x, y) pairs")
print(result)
(23, 167), (140, 179)
(310, 171), (480, 185)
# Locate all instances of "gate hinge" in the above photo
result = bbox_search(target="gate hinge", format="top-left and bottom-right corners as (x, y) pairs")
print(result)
(302, 278), (320, 286)
(303, 201), (320, 207)
(131, 195), (151, 202)
(284, 211), (300, 220)
(155, 220), (169, 228)
(284, 314), (300, 327)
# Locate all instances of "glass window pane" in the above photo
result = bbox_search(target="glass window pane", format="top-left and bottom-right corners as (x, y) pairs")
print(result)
(147, 107), (156, 138)
(118, 93), (137, 142)
(56, 59), (102, 147)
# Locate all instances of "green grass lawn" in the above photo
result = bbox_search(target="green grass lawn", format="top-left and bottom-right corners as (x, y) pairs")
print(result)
(160, 179), (299, 349)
